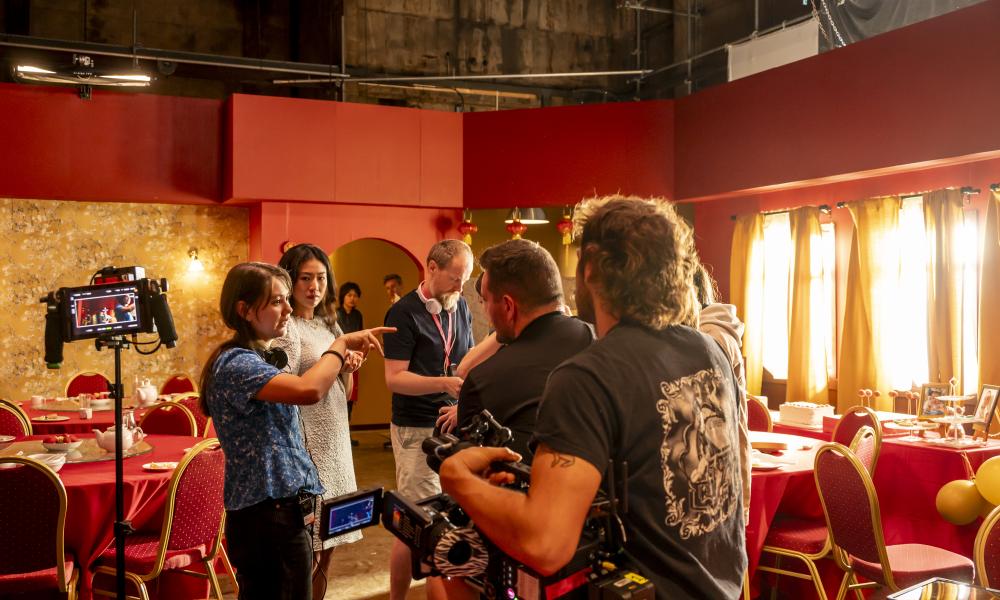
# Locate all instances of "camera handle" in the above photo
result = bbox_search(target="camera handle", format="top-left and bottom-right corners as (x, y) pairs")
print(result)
(95, 335), (133, 600)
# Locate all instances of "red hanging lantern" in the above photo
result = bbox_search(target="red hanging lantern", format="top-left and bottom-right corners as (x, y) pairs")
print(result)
(506, 219), (528, 240)
(457, 210), (478, 245)
(556, 209), (573, 245)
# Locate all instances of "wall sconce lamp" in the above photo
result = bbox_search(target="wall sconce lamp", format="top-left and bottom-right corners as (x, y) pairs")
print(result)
(187, 247), (205, 274)
(504, 207), (549, 225)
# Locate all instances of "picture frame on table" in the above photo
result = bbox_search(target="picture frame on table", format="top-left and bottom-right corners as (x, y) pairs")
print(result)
(918, 382), (950, 419)
(973, 384), (1000, 430)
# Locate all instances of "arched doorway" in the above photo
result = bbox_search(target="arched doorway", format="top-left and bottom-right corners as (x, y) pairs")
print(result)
(330, 238), (421, 426)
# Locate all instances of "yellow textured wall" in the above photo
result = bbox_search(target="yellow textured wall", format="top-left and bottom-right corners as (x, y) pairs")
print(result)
(331, 238), (422, 426)
(0, 198), (248, 401)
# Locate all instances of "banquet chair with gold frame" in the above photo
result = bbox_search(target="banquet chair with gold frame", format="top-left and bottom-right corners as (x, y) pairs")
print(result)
(832, 405), (882, 466)
(138, 402), (198, 437)
(815, 443), (973, 599)
(0, 398), (31, 436)
(747, 394), (773, 432)
(757, 426), (883, 600)
(92, 439), (227, 600)
(975, 505), (1000, 588)
(160, 374), (198, 396)
(173, 393), (213, 437)
(0, 456), (79, 599)
(64, 370), (111, 397)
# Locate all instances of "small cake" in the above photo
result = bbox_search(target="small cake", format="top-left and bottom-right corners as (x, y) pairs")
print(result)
(779, 401), (835, 429)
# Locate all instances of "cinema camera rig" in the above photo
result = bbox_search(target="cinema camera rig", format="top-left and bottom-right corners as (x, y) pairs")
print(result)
(319, 411), (654, 599)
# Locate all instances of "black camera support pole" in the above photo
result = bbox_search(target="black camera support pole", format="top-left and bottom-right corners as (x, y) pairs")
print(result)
(95, 334), (131, 599)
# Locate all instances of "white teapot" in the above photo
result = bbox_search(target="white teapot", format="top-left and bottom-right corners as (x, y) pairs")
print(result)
(135, 378), (158, 407)
(93, 425), (144, 453)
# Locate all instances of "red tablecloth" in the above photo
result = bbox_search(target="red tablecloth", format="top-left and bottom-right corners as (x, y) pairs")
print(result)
(746, 432), (823, 576)
(7, 434), (206, 600)
(875, 438), (1000, 556)
(23, 406), (148, 435)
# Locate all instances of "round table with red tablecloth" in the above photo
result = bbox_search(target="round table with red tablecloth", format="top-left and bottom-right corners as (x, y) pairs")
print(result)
(0, 434), (211, 600)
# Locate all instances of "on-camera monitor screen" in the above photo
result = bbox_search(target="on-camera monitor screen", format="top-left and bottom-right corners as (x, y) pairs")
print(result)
(324, 491), (380, 538)
(66, 283), (142, 341)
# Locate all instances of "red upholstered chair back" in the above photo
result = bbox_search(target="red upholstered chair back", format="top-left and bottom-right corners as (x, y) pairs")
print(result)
(0, 400), (30, 437)
(174, 394), (211, 437)
(833, 405), (881, 449)
(65, 371), (111, 397)
(161, 374), (198, 396)
(747, 394), (773, 432)
(0, 458), (68, 580)
(139, 402), (198, 436)
(165, 442), (226, 553)
(814, 444), (888, 576)
(976, 505), (1000, 588)
(848, 425), (881, 474)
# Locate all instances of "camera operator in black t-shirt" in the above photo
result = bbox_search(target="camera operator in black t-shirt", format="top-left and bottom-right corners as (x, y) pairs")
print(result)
(439, 196), (747, 600)
(437, 239), (594, 463)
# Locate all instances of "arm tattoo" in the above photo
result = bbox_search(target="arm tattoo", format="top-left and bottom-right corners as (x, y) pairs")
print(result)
(549, 453), (576, 468)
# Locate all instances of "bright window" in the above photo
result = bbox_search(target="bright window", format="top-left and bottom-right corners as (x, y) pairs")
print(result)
(887, 197), (929, 390)
(761, 213), (791, 380)
(962, 210), (980, 394)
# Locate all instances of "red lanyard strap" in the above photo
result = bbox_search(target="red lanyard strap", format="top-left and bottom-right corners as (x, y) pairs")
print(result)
(431, 311), (455, 375)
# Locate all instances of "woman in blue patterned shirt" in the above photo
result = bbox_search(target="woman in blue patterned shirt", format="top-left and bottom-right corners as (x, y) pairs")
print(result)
(199, 262), (393, 600)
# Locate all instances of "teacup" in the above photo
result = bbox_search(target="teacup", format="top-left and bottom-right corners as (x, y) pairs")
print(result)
(79, 407), (93, 420)
(30, 395), (44, 408)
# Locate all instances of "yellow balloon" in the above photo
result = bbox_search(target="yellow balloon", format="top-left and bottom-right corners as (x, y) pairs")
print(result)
(936, 479), (987, 525)
(976, 456), (1000, 506)
(982, 502), (999, 520)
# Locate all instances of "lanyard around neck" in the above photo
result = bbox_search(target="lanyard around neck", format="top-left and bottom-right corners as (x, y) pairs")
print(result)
(431, 310), (455, 375)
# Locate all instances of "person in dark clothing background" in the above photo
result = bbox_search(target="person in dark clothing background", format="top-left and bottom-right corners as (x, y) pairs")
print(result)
(437, 239), (593, 463)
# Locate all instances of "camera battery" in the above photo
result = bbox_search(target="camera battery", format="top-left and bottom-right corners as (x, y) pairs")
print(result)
(587, 570), (654, 600)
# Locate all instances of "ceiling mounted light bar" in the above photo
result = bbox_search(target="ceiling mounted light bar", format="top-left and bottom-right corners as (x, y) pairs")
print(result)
(274, 69), (651, 85)
(0, 33), (349, 78)
(13, 54), (152, 88)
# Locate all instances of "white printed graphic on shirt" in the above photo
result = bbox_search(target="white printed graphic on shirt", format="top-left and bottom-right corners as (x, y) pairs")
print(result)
(655, 367), (737, 539)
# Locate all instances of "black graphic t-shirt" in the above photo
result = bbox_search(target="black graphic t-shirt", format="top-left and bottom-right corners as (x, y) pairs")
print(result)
(533, 322), (746, 600)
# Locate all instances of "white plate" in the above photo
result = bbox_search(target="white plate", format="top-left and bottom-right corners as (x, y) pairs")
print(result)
(751, 461), (782, 471)
(142, 462), (178, 472)
(31, 415), (70, 422)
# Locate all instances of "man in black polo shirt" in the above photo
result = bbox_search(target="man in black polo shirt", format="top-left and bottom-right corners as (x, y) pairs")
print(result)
(440, 196), (746, 599)
(383, 238), (474, 600)
(449, 239), (593, 462)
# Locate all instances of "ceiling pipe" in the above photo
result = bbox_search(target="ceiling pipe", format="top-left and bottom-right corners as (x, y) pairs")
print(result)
(274, 69), (650, 85)
(0, 33), (350, 78)
(618, 1), (700, 18)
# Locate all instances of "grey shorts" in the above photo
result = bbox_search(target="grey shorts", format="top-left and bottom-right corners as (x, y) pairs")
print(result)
(390, 424), (442, 501)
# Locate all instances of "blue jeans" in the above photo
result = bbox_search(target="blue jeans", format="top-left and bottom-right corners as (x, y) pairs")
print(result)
(226, 495), (314, 600)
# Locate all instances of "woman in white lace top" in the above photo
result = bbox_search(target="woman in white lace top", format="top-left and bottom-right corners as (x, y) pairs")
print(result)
(275, 243), (364, 599)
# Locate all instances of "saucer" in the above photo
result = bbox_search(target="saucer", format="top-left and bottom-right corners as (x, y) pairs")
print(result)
(142, 462), (178, 472)
(32, 415), (69, 422)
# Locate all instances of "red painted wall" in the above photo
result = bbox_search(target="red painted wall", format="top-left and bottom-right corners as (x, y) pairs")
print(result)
(675, 0), (1000, 202)
(228, 95), (462, 207)
(0, 83), (221, 204)
(463, 100), (674, 208)
(249, 201), (462, 267)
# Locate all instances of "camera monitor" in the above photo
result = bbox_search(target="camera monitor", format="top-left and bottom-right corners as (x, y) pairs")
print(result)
(64, 282), (143, 341)
(320, 487), (384, 540)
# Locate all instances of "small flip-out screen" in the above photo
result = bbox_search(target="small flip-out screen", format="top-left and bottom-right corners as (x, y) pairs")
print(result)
(65, 282), (143, 341)
(320, 487), (383, 540)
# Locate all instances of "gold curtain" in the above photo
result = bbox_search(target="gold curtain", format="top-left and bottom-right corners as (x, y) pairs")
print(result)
(730, 214), (765, 395)
(838, 196), (900, 412)
(787, 207), (830, 405)
(980, 191), (1000, 432)
(923, 189), (964, 389)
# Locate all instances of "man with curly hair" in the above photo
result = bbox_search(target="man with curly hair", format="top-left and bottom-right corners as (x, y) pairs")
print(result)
(440, 195), (746, 599)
